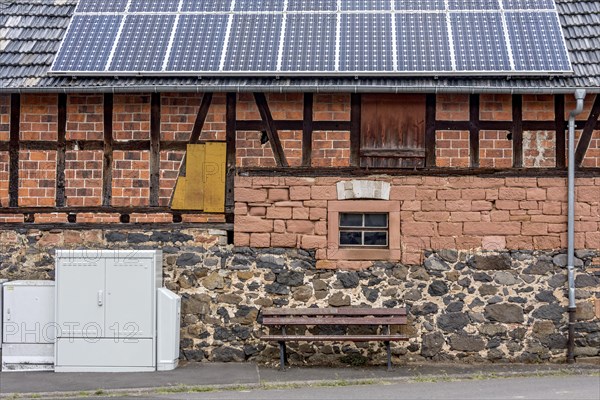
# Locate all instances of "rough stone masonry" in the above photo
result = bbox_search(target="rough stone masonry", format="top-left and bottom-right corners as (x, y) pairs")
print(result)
(1, 228), (598, 366)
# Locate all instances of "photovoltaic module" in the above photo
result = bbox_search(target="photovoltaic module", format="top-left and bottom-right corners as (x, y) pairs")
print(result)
(50, 0), (573, 77)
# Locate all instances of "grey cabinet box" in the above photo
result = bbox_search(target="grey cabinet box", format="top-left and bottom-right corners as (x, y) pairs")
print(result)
(55, 250), (162, 372)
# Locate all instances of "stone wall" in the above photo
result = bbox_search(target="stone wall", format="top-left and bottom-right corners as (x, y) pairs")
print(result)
(1, 228), (598, 365)
(234, 176), (600, 266)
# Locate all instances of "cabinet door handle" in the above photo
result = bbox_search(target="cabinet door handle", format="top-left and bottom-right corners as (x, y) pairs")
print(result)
(98, 290), (103, 306)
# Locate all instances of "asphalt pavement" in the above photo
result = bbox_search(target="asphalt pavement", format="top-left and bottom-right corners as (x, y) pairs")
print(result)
(0, 361), (598, 399)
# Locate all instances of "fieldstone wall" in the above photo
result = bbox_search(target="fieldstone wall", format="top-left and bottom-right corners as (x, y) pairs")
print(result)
(0, 228), (599, 365)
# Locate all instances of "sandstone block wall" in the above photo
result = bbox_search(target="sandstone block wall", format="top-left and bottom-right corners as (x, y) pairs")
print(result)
(234, 176), (600, 267)
(0, 228), (598, 365)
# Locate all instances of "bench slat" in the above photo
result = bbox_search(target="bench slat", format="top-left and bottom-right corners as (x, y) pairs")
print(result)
(262, 335), (409, 342)
(262, 316), (407, 326)
(262, 307), (407, 317)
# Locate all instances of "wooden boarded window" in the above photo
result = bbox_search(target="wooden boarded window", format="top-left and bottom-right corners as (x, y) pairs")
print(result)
(360, 94), (426, 168)
(171, 143), (226, 212)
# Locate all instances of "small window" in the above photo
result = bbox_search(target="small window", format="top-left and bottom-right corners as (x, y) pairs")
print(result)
(339, 213), (388, 247)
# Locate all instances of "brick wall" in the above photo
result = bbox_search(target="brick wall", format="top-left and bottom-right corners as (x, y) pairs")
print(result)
(480, 94), (512, 121)
(479, 130), (512, 168)
(0, 95), (8, 207)
(18, 150), (56, 206)
(113, 94), (150, 140)
(0, 94), (9, 141)
(111, 150), (150, 207)
(66, 95), (103, 141)
(523, 94), (554, 121)
(20, 94), (57, 141)
(65, 150), (103, 206)
(159, 150), (184, 207)
(0, 152), (8, 207)
(235, 176), (600, 268)
(524, 131), (556, 168)
(435, 131), (469, 167)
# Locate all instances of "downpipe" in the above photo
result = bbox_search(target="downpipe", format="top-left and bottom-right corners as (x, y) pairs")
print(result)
(566, 89), (586, 364)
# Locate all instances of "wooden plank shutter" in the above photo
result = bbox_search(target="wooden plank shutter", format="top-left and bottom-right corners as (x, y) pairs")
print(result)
(360, 94), (426, 168)
(172, 143), (226, 212)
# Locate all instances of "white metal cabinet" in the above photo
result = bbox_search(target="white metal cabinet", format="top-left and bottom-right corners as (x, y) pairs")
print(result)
(157, 288), (181, 371)
(55, 250), (161, 372)
(0, 279), (6, 350)
(1, 281), (55, 371)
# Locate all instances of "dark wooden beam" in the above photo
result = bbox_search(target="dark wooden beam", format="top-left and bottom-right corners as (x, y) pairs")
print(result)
(189, 93), (213, 144)
(149, 93), (161, 207)
(350, 93), (361, 167)
(102, 93), (113, 207)
(0, 222), (233, 232)
(9, 94), (20, 208)
(55, 93), (67, 207)
(179, 92), (215, 177)
(575, 94), (600, 167)
(0, 206), (213, 214)
(225, 93), (237, 223)
(512, 94), (523, 168)
(253, 93), (288, 167)
(236, 120), (351, 132)
(425, 94), (436, 167)
(239, 167), (600, 179)
(302, 93), (314, 167)
(469, 94), (480, 168)
(555, 94), (567, 168)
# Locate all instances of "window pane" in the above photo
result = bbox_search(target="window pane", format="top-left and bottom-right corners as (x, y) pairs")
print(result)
(364, 232), (388, 246)
(340, 231), (362, 245)
(340, 213), (363, 227)
(364, 213), (388, 227)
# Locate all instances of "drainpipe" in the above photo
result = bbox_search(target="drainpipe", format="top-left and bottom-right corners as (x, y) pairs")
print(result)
(566, 89), (586, 364)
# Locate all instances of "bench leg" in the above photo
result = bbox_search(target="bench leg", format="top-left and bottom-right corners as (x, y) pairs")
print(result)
(385, 341), (392, 371)
(278, 341), (286, 371)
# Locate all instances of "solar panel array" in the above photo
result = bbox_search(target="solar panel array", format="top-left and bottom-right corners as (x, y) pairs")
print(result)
(50, 0), (573, 76)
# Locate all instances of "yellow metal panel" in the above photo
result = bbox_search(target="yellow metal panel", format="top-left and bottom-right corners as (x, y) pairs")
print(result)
(203, 142), (226, 213)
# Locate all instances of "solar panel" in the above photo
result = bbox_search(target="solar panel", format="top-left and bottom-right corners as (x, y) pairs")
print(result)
(339, 14), (394, 72)
(287, 0), (337, 12)
(129, 0), (179, 13)
(504, 0), (556, 10)
(75, 0), (127, 13)
(506, 12), (572, 71)
(341, 1), (391, 11)
(52, 15), (122, 72)
(451, 13), (511, 71)
(50, 0), (573, 77)
(394, 0), (444, 11)
(223, 14), (283, 72)
(234, 0), (285, 12)
(109, 15), (175, 72)
(181, 0), (233, 12)
(396, 13), (452, 72)
(281, 14), (337, 71)
(448, 0), (498, 10)
(168, 15), (229, 72)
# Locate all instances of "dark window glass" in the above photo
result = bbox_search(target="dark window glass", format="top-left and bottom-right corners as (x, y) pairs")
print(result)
(340, 213), (363, 227)
(340, 231), (362, 245)
(365, 213), (388, 227)
(364, 232), (388, 246)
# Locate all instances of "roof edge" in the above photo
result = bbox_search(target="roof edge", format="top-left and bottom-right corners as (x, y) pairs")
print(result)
(1, 85), (599, 95)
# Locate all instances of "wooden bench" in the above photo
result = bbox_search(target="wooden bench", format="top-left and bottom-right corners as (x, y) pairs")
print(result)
(260, 307), (409, 370)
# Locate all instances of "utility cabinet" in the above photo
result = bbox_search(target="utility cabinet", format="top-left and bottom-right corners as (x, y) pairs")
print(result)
(1, 281), (55, 371)
(0, 279), (6, 351)
(55, 250), (163, 372)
